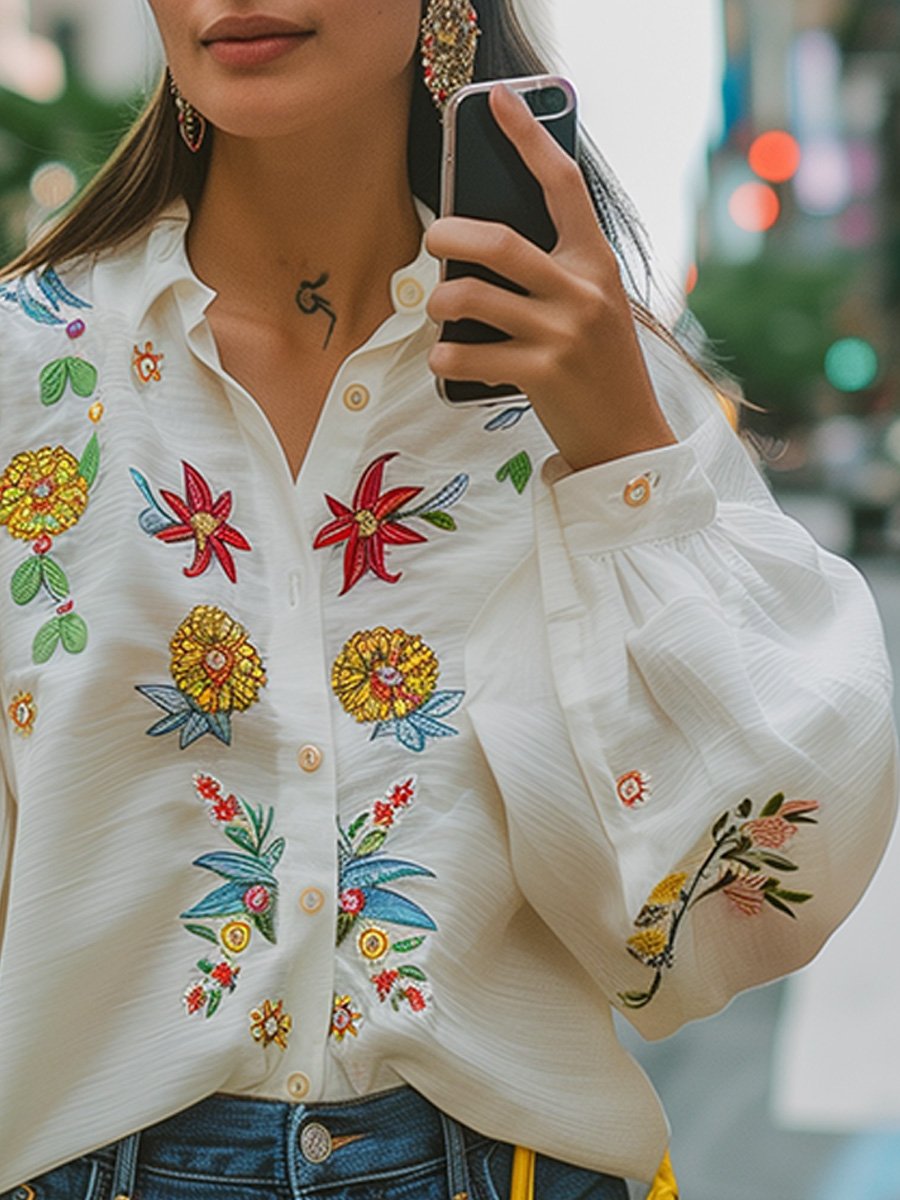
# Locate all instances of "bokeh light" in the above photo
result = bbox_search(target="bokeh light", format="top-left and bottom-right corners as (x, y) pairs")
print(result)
(824, 337), (880, 392)
(749, 131), (802, 183)
(728, 182), (781, 232)
(29, 163), (78, 211)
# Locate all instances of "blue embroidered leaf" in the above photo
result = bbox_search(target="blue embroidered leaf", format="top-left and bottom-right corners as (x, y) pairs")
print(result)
(180, 880), (247, 920)
(342, 857), (435, 888)
(0, 281), (18, 306)
(136, 684), (192, 714)
(397, 965), (428, 981)
(77, 433), (100, 489)
(68, 357), (98, 399)
(496, 451), (533, 494)
(39, 266), (92, 310)
(184, 923), (219, 945)
(394, 718), (427, 753)
(400, 473), (470, 518)
(392, 936), (426, 953)
(225, 825), (257, 854)
(371, 719), (404, 743)
(18, 278), (63, 326)
(40, 557), (69, 601)
(145, 710), (190, 738)
(419, 511), (457, 531)
(484, 406), (531, 431)
(32, 618), (61, 663)
(11, 558), (42, 605)
(59, 612), (88, 654)
(203, 711), (233, 745)
(355, 829), (387, 857)
(417, 690), (464, 719)
(180, 711), (214, 748)
(193, 851), (277, 885)
(407, 712), (459, 741)
(360, 888), (438, 931)
(40, 359), (68, 406)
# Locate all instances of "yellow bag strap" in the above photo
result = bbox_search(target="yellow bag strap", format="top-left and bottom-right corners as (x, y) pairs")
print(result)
(510, 1147), (678, 1200)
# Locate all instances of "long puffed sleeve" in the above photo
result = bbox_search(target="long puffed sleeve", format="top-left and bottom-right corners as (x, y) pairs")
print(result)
(463, 328), (898, 1041)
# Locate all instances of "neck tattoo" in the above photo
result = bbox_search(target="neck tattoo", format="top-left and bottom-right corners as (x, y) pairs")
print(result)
(295, 272), (337, 349)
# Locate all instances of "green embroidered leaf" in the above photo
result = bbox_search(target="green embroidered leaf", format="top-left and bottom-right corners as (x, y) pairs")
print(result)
(711, 810), (730, 841)
(763, 892), (798, 918)
(11, 557), (42, 605)
(184, 923), (219, 945)
(392, 936), (426, 954)
(39, 358), (68, 406)
(67, 357), (98, 398)
(40, 557), (69, 600)
(397, 965), (427, 981)
(356, 829), (388, 857)
(32, 618), (61, 663)
(496, 450), (533, 494)
(772, 889), (812, 904)
(336, 912), (355, 946)
(59, 612), (88, 654)
(347, 812), (369, 841)
(206, 989), (223, 1018)
(197, 958), (215, 974)
(618, 990), (653, 1009)
(259, 805), (274, 845)
(736, 797), (753, 820)
(420, 511), (457, 531)
(225, 826), (258, 854)
(253, 906), (277, 945)
(755, 853), (799, 872)
(77, 433), (100, 489)
(760, 792), (786, 818)
(262, 837), (285, 870)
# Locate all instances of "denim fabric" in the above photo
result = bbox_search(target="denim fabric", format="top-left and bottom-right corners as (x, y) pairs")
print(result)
(3, 1087), (628, 1200)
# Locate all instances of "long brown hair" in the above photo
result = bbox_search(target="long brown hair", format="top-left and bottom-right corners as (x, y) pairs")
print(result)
(0, 0), (736, 406)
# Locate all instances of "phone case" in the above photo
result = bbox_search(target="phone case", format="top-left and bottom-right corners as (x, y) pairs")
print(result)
(437, 74), (579, 407)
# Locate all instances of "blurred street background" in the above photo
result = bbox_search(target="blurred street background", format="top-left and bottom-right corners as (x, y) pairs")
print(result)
(2, 1), (899, 1196)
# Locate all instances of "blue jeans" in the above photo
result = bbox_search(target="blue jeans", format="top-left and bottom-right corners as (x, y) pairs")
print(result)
(4, 1086), (628, 1200)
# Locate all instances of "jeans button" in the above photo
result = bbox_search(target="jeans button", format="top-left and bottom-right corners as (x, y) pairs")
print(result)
(300, 1121), (333, 1164)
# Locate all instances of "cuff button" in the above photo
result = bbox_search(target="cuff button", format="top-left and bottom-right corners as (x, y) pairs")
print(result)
(623, 473), (656, 508)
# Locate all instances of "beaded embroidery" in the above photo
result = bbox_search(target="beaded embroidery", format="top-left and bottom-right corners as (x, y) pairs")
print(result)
(331, 627), (463, 752)
(180, 773), (283, 1018)
(136, 605), (267, 747)
(131, 462), (252, 583)
(1, 437), (100, 663)
(336, 777), (436, 1017)
(249, 998), (292, 1049)
(620, 792), (820, 1009)
(313, 453), (468, 595)
(330, 994), (363, 1041)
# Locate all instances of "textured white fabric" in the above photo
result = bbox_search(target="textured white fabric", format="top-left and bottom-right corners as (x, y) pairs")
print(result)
(0, 198), (895, 1190)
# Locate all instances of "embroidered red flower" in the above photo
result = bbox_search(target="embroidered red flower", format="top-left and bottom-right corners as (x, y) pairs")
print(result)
(194, 774), (221, 800)
(210, 793), (241, 823)
(243, 884), (272, 914)
(388, 779), (415, 809)
(722, 872), (769, 916)
(403, 986), (427, 1012)
(155, 461), (251, 583)
(372, 969), (399, 1000)
(210, 961), (240, 990)
(313, 453), (427, 594)
(741, 801), (820, 850)
(339, 887), (367, 915)
(183, 982), (207, 1014)
(372, 801), (395, 827)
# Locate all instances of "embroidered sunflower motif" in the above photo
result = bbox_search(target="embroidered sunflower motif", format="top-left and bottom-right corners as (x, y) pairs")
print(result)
(331, 627), (463, 753)
(0, 446), (89, 540)
(330, 994), (363, 1041)
(626, 927), (670, 967)
(249, 998), (292, 1049)
(647, 872), (689, 908)
(7, 690), (37, 735)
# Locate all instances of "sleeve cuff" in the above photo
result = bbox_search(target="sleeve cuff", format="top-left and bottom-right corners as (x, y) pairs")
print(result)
(543, 437), (718, 556)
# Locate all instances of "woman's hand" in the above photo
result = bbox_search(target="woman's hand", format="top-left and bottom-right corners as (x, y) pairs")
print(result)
(424, 84), (677, 473)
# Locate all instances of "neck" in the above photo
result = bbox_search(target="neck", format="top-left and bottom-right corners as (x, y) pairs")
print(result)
(186, 89), (424, 350)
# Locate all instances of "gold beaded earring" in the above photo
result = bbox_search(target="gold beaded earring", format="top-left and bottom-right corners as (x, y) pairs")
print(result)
(168, 71), (208, 153)
(420, 0), (481, 113)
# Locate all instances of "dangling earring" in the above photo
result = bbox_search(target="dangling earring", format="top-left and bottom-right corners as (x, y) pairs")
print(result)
(168, 71), (208, 153)
(420, 0), (481, 114)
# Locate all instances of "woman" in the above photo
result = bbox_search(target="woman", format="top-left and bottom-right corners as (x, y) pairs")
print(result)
(0, 1), (895, 1198)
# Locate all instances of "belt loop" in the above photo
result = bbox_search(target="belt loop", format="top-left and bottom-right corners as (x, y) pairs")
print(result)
(109, 1132), (141, 1200)
(439, 1111), (471, 1200)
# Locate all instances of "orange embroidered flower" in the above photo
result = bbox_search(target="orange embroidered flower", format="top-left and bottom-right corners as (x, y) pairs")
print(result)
(249, 998), (292, 1049)
(169, 605), (267, 714)
(132, 340), (164, 383)
(741, 801), (820, 850)
(616, 770), (651, 808)
(7, 690), (37, 736)
(330, 995), (363, 1041)
(721, 871), (769, 917)
(332, 627), (439, 724)
(0, 446), (89, 541)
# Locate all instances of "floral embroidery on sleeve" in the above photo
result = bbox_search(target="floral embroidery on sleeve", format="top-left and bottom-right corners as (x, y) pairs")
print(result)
(1, 437), (100, 662)
(130, 462), (252, 583)
(336, 777), (436, 1017)
(313, 452), (468, 595)
(132, 341), (165, 384)
(180, 773), (283, 1019)
(331, 627), (463, 752)
(620, 792), (820, 1010)
(136, 605), (267, 747)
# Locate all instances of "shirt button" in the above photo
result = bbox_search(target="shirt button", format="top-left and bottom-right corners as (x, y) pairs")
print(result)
(343, 384), (370, 412)
(287, 1072), (311, 1100)
(623, 473), (654, 508)
(395, 276), (425, 309)
(298, 887), (325, 916)
(298, 744), (323, 773)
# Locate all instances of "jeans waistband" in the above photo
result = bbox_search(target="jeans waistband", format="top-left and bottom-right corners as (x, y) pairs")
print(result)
(93, 1087), (487, 1196)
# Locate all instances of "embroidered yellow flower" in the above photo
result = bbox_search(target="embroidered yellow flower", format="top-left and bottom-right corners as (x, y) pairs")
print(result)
(330, 994), (363, 1041)
(357, 925), (391, 962)
(332, 627), (439, 723)
(249, 998), (292, 1049)
(647, 872), (689, 907)
(220, 919), (252, 955)
(627, 928), (669, 964)
(7, 690), (37, 736)
(169, 605), (266, 714)
(0, 446), (89, 541)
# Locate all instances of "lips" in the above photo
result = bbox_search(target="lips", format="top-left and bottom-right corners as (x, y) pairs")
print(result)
(200, 13), (311, 43)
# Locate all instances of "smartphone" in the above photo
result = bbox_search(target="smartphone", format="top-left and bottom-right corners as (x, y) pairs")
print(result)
(436, 74), (579, 407)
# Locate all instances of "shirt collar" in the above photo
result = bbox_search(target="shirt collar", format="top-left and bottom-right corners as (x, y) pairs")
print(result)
(122, 195), (440, 332)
